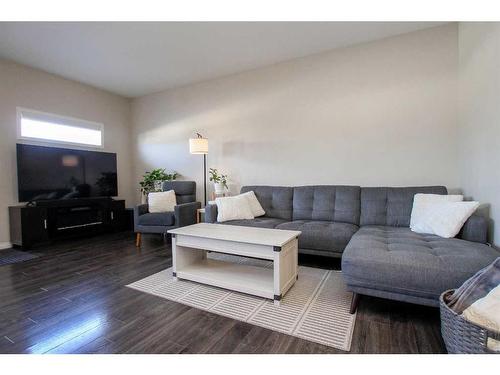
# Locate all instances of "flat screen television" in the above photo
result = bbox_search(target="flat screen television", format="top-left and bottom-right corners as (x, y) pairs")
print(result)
(16, 143), (118, 202)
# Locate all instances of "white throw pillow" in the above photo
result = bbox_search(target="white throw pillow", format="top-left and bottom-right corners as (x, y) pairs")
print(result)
(148, 190), (177, 213)
(216, 195), (254, 222)
(412, 201), (480, 238)
(410, 193), (463, 234)
(240, 191), (265, 217)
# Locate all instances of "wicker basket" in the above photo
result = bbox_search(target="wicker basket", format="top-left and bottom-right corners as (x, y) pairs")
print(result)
(440, 289), (500, 354)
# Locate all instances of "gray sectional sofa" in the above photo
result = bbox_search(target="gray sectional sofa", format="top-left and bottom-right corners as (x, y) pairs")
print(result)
(205, 185), (499, 310)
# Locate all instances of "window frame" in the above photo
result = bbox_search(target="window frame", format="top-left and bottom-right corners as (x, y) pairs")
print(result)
(16, 107), (104, 149)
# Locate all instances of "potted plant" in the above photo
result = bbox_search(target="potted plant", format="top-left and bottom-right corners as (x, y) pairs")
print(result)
(139, 168), (179, 203)
(209, 168), (228, 195)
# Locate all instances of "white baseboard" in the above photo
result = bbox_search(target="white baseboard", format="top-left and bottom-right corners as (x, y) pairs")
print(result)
(0, 242), (13, 250)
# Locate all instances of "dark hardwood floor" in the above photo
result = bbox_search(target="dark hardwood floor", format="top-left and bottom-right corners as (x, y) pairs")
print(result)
(0, 232), (446, 354)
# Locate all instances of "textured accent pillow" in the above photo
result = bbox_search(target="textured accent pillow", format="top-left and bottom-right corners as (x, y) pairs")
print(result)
(148, 190), (177, 213)
(216, 195), (254, 223)
(412, 201), (480, 238)
(410, 193), (463, 234)
(240, 191), (265, 217)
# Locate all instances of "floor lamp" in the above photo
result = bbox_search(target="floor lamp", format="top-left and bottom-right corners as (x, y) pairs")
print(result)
(189, 133), (208, 206)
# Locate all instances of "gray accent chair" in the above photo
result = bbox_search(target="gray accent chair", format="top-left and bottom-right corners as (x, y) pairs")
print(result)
(205, 185), (499, 312)
(134, 181), (200, 246)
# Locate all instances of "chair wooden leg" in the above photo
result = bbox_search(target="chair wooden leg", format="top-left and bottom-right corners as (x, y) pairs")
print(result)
(135, 233), (141, 247)
(350, 293), (360, 314)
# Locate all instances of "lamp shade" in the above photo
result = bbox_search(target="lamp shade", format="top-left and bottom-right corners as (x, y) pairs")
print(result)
(189, 137), (208, 154)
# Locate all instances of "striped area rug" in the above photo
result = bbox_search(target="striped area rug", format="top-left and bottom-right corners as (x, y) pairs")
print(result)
(0, 249), (40, 266)
(127, 253), (357, 351)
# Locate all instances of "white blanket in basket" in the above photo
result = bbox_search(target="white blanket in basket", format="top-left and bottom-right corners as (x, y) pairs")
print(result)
(462, 284), (500, 352)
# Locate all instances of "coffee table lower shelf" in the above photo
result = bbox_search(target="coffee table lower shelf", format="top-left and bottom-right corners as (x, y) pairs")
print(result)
(175, 258), (274, 299)
(169, 224), (300, 305)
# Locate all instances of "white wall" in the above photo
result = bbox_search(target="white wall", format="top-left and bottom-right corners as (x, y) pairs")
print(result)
(131, 24), (459, 203)
(0, 58), (133, 247)
(4, 23), (499, 247)
(458, 23), (500, 246)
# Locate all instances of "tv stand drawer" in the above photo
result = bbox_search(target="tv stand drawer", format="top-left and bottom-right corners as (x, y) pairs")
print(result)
(53, 206), (105, 230)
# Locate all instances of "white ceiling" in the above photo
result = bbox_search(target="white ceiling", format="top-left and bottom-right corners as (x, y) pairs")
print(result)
(0, 22), (447, 98)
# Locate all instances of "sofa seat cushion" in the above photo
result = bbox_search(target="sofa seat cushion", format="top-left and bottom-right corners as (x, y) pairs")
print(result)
(342, 226), (499, 300)
(138, 212), (175, 226)
(222, 217), (287, 229)
(276, 220), (359, 253)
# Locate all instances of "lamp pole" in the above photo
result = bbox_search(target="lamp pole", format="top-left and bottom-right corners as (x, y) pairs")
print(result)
(189, 133), (209, 207)
(203, 153), (207, 206)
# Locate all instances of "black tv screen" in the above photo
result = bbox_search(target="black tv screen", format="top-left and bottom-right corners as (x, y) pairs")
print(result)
(17, 144), (118, 202)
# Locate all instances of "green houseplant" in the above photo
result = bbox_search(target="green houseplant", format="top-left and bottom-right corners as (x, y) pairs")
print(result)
(208, 168), (228, 195)
(139, 168), (179, 198)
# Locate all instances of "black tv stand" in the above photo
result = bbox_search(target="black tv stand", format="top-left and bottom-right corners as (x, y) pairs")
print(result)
(9, 198), (129, 249)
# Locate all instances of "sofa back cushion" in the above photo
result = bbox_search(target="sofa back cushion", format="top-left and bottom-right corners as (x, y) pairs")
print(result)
(240, 186), (293, 220)
(360, 186), (447, 227)
(292, 185), (361, 225)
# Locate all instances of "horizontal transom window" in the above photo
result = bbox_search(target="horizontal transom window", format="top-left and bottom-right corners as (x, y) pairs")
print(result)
(17, 108), (103, 147)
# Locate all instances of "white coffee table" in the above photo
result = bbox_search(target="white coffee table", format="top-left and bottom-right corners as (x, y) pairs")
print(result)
(168, 223), (301, 305)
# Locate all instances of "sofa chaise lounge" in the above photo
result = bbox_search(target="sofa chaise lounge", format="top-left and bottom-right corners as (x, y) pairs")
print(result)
(205, 185), (499, 312)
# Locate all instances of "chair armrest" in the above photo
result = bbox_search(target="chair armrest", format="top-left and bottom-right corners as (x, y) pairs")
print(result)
(459, 214), (488, 244)
(175, 201), (201, 227)
(134, 204), (149, 232)
(204, 204), (218, 223)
